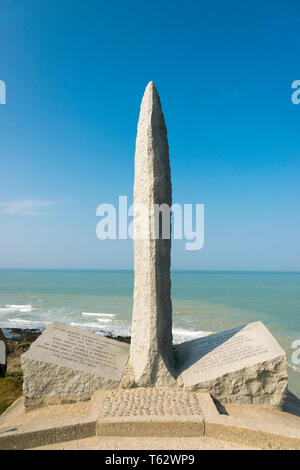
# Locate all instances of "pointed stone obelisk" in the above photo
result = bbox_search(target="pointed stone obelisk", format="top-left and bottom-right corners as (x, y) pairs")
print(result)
(129, 81), (176, 387)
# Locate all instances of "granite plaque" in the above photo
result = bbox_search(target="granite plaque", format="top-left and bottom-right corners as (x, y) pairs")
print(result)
(22, 322), (129, 382)
(178, 321), (286, 387)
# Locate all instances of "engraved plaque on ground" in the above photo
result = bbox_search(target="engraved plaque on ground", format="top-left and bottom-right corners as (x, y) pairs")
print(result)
(177, 321), (286, 387)
(0, 340), (5, 365)
(23, 322), (130, 381)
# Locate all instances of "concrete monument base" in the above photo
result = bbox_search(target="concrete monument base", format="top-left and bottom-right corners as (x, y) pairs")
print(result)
(1, 389), (300, 450)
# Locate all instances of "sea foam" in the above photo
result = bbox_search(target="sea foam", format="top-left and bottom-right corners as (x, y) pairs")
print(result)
(82, 312), (116, 317)
(172, 328), (213, 343)
(0, 319), (49, 329)
(0, 304), (33, 313)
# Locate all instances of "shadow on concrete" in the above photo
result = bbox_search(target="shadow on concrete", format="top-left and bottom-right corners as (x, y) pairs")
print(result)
(211, 396), (229, 415)
(283, 390), (300, 418)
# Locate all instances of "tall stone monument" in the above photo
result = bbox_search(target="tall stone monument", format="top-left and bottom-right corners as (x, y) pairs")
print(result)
(129, 81), (176, 387)
(19, 81), (287, 412)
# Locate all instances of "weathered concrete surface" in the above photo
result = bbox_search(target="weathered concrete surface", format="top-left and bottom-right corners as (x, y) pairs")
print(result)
(130, 81), (175, 387)
(1, 389), (300, 450)
(0, 391), (107, 450)
(177, 321), (288, 406)
(200, 392), (300, 450)
(32, 436), (260, 450)
(21, 322), (129, 410)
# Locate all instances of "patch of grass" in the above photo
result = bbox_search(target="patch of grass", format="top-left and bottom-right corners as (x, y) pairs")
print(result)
(0, 371), (23, 415)
(6, 371), (23, 379)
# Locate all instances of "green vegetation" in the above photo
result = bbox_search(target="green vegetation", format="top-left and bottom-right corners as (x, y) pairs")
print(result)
(0, 371), (23, 415)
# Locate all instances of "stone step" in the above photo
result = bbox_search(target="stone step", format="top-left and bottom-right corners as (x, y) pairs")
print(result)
(97, 389), (204, 437)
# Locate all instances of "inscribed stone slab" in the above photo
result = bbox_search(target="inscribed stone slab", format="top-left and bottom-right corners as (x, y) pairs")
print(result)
(22, 322), (129, 382)
(177, 321), (287, 405)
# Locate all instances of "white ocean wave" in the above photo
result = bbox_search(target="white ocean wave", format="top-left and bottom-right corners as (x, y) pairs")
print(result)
(0, 304), (33, 313)
(0, 318), (49, 329)
(0, 309), (213, 347)
(82, 312), (116, 317)
(70, 321), (111, 330)
(172, 328), (213, 343)
(8, 318), (35, 323)
(96, 324), (131, 338)
(70, 321), (131, 338)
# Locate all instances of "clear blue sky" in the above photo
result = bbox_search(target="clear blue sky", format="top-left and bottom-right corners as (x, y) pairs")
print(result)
(0, 0), (299, 270)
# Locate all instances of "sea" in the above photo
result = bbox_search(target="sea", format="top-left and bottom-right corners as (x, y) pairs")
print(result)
(0, 269), (299, 397)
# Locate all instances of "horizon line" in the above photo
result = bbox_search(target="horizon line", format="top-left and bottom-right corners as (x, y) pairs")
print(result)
(0, 268), (299, 274)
